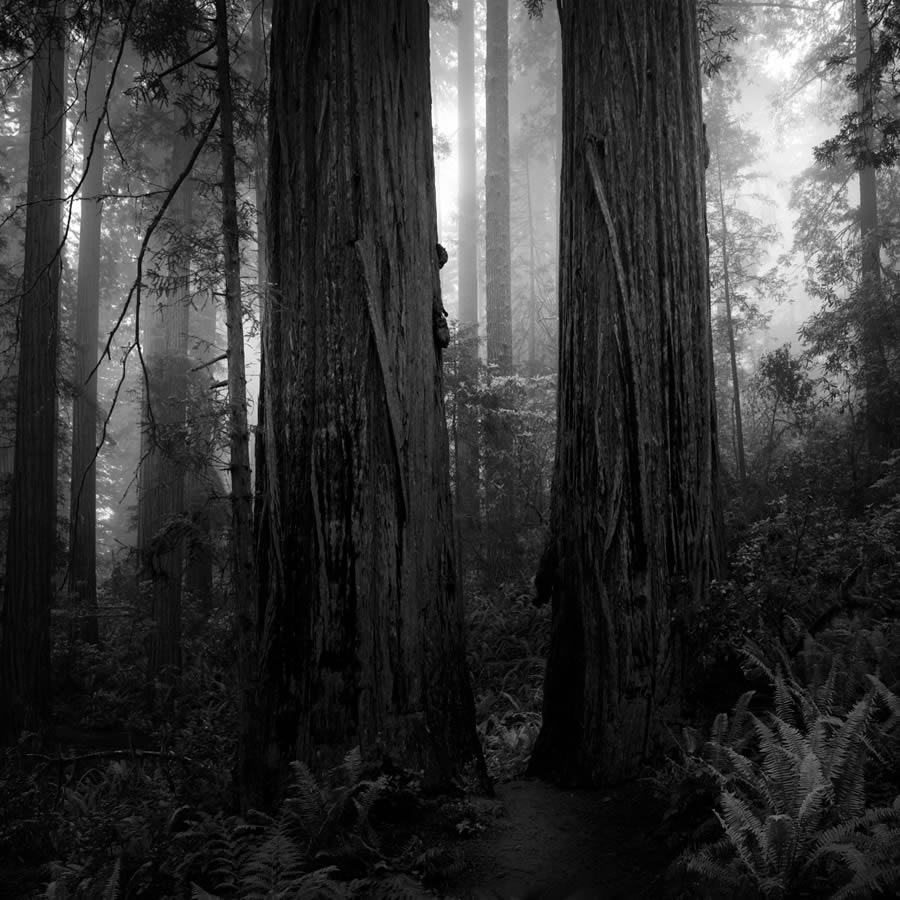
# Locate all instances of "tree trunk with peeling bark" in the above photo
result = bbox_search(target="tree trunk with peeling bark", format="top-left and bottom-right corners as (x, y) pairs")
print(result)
(529, 0), (720, 785)
(257, 0), (488, 805)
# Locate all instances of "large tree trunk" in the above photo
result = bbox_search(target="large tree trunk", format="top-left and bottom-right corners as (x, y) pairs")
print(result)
(0, 0), (66, 742)
(529, 0), (719, 785)
(68, 45), (108, 645)
(258, 0), (488, 804)
(138, 119), (192, 676)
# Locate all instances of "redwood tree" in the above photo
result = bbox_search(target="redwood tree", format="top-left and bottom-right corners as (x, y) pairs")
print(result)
(257, 0), (487, 801)
(0, 0), (66, 742)
(138, 120), (192, 676)
(530, 0), (720, 785)
(68, 43), (109, 644)
(485, 0), (512, 373)
(454, 0), (480, 572)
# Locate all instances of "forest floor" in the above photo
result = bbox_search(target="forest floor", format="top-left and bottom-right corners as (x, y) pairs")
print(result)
(442, 777), (674, 900)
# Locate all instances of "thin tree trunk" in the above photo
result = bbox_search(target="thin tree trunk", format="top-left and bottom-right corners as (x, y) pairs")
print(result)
(215, 0), (258, 813)
(68, 46), (108, 644)
(252, 0), (270, 634)
(455, 0), (481, 578)
(485, 0), (512, 374)
(855, 0), (889, 453)
(1, 0), (65, 742)
(483, 0), (514, 575)
(458, 0), (478, 327)
(139, 117), (192, 676)
(529, 0), (720, 785)
(258, 0), (488, 805)
(714, 145), (746, 482)
(525, 156), (537, 374)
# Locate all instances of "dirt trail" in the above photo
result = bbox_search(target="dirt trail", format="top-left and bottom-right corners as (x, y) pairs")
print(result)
(447, 778), (673, 900)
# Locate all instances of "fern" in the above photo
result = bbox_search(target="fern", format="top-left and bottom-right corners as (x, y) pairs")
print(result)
(679, 666), (900, 897)
(101, 857), (120, 900)
(175, 748), (418, 899)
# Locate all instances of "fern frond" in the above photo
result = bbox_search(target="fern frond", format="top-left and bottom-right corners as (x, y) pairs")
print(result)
(289, 867), (349, 899)
(342, 746), (364, 785)
(680, 842), (747, 891)
(710, 711), (730, 748)
(716, 745), (757, 784)
(763, 813), (796, 878)
(814, 657), (839, 717)
(283, 761), (328, 841)
(775, 673), (798, 727)
(741, 643), (778, 684)
(349, 872), (432, 898)
(813, 806), (900, 852)
(868, 673), (900, 731)
(830, 858), (900, 900)
(717, 791), (764, 876)
(727, 690), (756, 748)
(796, 782), (834, 843)
(824, 696), (872, 817)
(102, 857), (121, 900)
(771, 714), (809, 762)
(241, 831), (307, 899)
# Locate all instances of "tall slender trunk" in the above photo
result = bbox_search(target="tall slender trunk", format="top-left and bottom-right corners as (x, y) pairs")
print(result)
(455, 0), (480, 579)
(525, 155), (537, 373)
(855, 0), (889, 453)
(714, 145), (746, 483)
(215, 0), (258, 812)
(139, 116), (192, 676)
(483, 0), (515, 576)
(68, 46), (108, 644)
(252, 1), (270, 632)
(1, 0), (65, 742)
(485, 0), (512, 374)
(458, 0), (478, 327)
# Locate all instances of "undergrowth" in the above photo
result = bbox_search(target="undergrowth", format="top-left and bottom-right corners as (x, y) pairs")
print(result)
(466, 586), (549, 781)
(665, 643), (900, 899)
